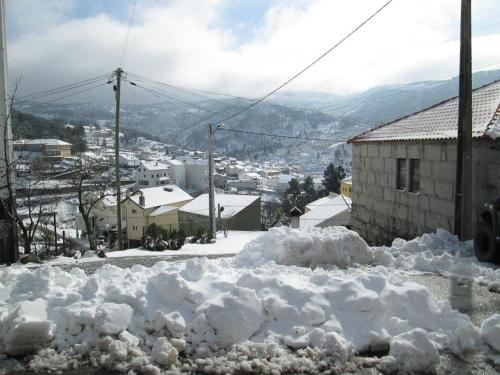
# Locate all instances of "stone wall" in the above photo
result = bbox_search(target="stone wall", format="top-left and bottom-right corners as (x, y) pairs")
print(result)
(351, 138), (500, 245)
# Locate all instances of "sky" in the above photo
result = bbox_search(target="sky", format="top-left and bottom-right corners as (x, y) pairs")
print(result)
(5, 0), (500, 101)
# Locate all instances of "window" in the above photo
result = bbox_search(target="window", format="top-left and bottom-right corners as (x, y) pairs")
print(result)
(133, 225), (138, 231)
(409, 159), (420, 193)
(132, 209), (137, 214)
(396, 158), (406, 190)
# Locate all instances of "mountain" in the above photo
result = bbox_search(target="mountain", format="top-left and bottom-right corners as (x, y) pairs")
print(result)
(13, 69), (500, 173)
(15, 95), (368, 161)
(271, 69), (500, 124)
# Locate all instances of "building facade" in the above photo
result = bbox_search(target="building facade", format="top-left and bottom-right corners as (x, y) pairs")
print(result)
(13, 139), (72, 158)
(135, 161), (171, 188)
(347, 80), (500, 245)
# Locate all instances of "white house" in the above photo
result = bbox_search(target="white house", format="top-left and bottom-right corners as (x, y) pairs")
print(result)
(300, 193), (351, 229)
(119, 151), (140, 167)
(184, 158), (208, 192)
(135, 161), (171, 188)
(166, 159), (186, 188)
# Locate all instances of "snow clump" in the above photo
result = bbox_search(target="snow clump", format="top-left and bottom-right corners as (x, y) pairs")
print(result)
(236, 226), (373, 268)
(375, 228), (500, 289)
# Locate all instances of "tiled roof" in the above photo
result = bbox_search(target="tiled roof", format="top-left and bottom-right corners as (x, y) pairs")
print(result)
(348, 80), (500, 143)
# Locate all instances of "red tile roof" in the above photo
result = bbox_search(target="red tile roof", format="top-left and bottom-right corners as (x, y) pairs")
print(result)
(347, 79), (500, 143)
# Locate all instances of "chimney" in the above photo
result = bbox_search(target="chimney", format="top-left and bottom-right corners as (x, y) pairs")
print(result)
(139, 194), (145, 206)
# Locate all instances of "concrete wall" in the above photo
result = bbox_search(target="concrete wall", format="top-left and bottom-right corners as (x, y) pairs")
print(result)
(351, 138), (500, 245)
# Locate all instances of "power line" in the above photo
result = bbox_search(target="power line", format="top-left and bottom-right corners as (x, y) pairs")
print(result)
(120, 0), (139, 67)
(217, 127), (337, 142)
(126, 79), (219, 115)
(211, 0), (394, 126)
(15, 74), (110, 102)
(20, 82), (109, 108)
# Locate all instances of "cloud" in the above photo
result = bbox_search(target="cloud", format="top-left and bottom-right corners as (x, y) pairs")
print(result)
(6, 0), (500, 100)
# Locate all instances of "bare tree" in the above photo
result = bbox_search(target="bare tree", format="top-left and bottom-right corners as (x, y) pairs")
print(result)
(1, 84), (57, 257)
(70, 158), (115, 250)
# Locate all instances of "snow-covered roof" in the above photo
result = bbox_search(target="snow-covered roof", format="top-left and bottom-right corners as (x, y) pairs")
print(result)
(341, 176), (352, 184)
(300, 194), (351, 229)
(179, 193), (260, 218)
(166, 159), (183, 166)
(130, 186), (192, 209)
(348, 80), (500, 143)
(13, 139), (72, 146)
(140, 161), (169, 171)
(149, 205), (178, 217)
(120, 152), (138, 160)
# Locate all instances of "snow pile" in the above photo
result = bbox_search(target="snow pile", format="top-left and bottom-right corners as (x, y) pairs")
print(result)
(236, 226), (373, 268)
(375, 229), (500, 289)
(0, 257), (494, 373)
(1, 227), (499, 373)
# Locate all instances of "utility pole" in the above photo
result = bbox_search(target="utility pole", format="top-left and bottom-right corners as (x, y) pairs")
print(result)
(454, 0), (472, 240)
(113, 68), (123, 250)
(0, 0), (18, 264)
(207, 123), (216, 240)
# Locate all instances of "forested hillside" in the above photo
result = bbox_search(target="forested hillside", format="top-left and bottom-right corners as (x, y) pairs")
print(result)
(11, 110), (87, 152)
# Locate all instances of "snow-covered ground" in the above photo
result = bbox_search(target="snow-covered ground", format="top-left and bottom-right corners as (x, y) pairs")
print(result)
(107, 231), (262, 259)
(1, 227), (499, 374)
(42, 231), (263, 267)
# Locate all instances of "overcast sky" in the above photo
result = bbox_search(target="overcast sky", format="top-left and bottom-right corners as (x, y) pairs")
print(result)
(6, 0), (500, 100)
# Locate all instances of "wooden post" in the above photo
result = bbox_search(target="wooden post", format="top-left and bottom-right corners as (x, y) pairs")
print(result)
(114, 68), (124, 250)
(454, 0), (472, 240)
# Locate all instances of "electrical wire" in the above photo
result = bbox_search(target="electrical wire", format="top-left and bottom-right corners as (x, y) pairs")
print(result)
(120, 0), (139, 67)
(210, 0), (394, 126)
(22, 82), (109, 109)
(15, 74), (110, 102)
(216, 127), (337, 142)
(126, 79), (219, 116)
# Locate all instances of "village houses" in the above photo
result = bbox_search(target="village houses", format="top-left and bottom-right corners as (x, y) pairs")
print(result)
(121, 185), (193, 247)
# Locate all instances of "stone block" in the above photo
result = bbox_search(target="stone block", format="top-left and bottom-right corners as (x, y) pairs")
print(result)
(362, 158), (371, 169)
(374, 200), (388, 214)
(383, 188), (395, 202)
(367, 144), (379, 158)
(429, 198), (454, 216)
(418, 195), (429, 211)
(379, 145), (393, 158)
(371, 158), (384, 172)
(395, 144), (407, 158)
(434, 181), (454, 200)
(433, 161), (456, 181)
(407, 143), (423, 159)
(358, 144), (368, 157)
(420, 179), (434, 194)
(424, 143), (442, 161)
(367, 171), (376, 184)
(385, 159), (396, 173)
(444, 144), (457, 161)
(420, 160), (432, 177)
(396, 205), (409, 221)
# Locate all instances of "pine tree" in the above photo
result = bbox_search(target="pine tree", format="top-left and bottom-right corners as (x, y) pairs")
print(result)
(301, 176), (317, 203)
(322, 163), (346, 194)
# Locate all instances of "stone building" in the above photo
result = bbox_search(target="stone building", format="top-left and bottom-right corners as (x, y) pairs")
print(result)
(347, 80), (500, 245)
